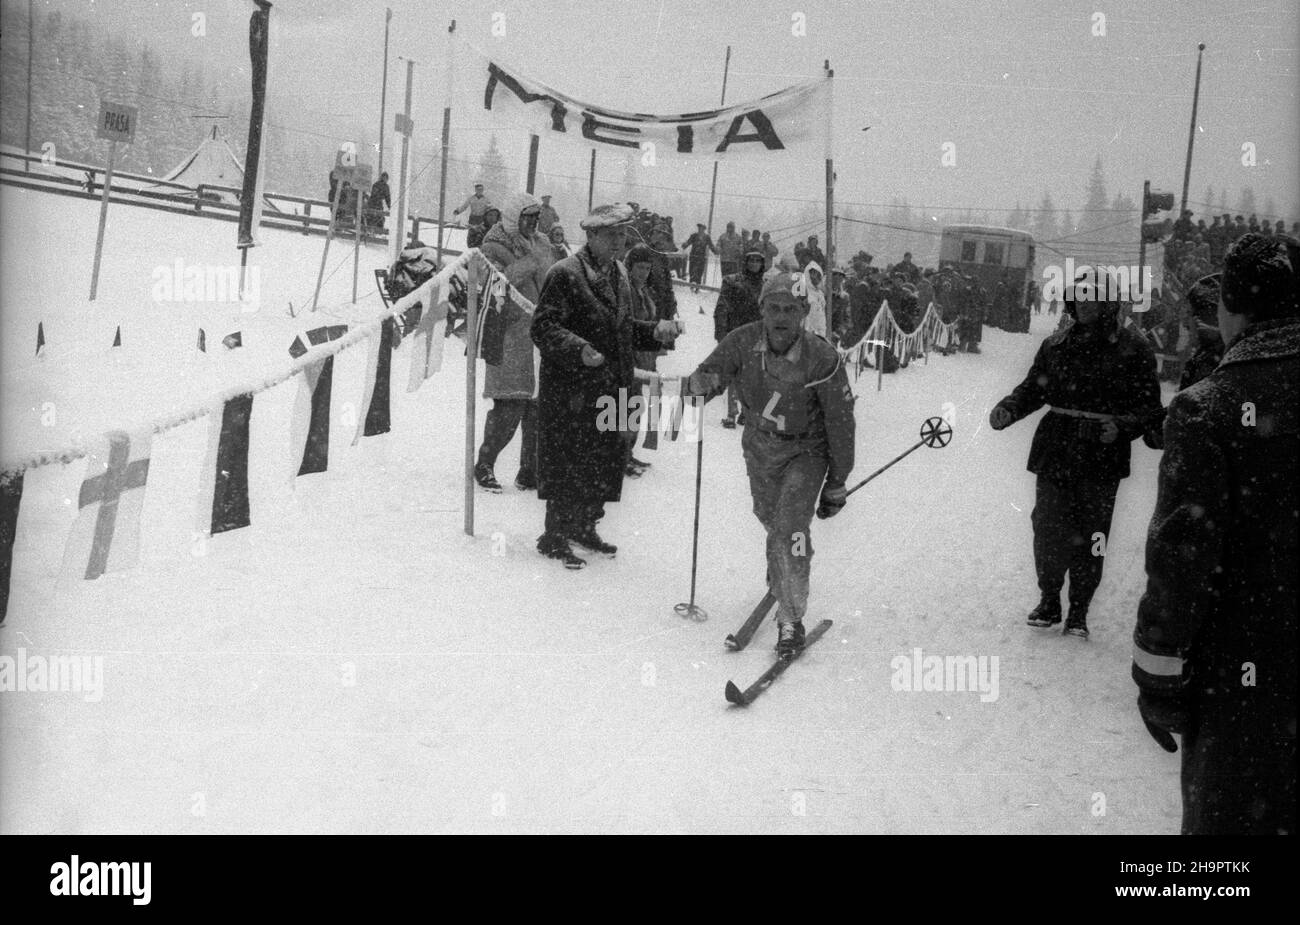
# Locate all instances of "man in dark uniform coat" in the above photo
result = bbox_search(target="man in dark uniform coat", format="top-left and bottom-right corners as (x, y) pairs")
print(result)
(989, 269), (1163, 637)
(531, 203), (681, 569)
(1133, 233), (1298, 835)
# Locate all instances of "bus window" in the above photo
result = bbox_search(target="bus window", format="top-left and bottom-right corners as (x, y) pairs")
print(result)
(961, 240), (977, 262)
(983, 242), (1005, 265)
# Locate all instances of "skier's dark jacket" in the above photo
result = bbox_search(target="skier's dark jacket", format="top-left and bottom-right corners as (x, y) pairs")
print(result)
(992, 310), (1163, 482)
(1132, 316), (1299, 834)
(713, 252), (765, 341)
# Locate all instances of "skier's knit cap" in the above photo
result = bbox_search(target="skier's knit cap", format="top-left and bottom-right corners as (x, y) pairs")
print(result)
(1221, 232), (1300, 321)
(580, 202), (635, 230)
(759, 271), (810, 307)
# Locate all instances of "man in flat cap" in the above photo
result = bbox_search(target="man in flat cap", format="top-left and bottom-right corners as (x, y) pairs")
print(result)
(531, 203), (683, 569)
(684, 271), (857, 655)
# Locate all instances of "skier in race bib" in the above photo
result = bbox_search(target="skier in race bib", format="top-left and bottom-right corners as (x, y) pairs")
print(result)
(685, 272), (857, 655)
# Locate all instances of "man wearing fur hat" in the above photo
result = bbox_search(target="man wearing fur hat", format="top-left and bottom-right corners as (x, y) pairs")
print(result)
(531, 203), (682, 568)
(474, 193), (556, 493)
(684, 272), (857, 655)
(989, 268), (1163, 638)
(1133, 233), (1298, 835)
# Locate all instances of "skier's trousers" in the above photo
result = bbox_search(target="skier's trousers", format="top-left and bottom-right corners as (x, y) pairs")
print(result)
(1031, 474), (1119, 607)
(742, 426), (829, 623)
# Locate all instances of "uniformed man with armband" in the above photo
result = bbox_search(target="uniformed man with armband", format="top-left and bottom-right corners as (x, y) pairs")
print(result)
(685, 272), (857, 655)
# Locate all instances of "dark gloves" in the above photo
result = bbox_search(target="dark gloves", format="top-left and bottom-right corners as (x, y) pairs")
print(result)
(989, 405), (1013, 430)
(816, 482), (847, 519)
(1138, 690), (1193, 753)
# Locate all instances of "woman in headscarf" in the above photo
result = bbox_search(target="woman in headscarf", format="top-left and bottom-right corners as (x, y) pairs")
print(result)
(474, 192), (556, 492)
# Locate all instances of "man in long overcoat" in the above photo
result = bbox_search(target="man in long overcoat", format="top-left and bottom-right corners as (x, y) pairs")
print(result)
(531, 203), (681, 568)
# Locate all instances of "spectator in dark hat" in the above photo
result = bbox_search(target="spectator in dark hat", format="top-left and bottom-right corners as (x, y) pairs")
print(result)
(1133, 232), (1299, 834)
(531, 203), (682, 568)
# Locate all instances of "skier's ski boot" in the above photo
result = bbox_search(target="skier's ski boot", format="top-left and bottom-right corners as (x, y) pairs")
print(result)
(474, 462), (503, 493)
(514, 469), (537, 491)
(538, 533), (586, 570)
(1026, 595), (1063, 627)
(775, 620), (806, 657)
(1063, 604), (1090, 638)
(569, 526), (617, 558)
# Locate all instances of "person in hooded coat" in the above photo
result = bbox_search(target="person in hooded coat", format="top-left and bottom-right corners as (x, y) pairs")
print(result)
(1132, 233), (1298, 835)
(531, 204), (681, 568)
(474, 193), (556, 492)
(989, 269), (1163, 637)
(715, 249), (767, 427)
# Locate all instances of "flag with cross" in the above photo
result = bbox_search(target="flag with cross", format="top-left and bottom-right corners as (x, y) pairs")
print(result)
(62, 430), (151, 580)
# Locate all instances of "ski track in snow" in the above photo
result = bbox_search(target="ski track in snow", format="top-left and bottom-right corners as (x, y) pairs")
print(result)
(0, 184), (1181, 833)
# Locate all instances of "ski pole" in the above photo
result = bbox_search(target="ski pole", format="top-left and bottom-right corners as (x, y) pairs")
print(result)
(674, 395), (709, 622)
(845, 415), (953, 498)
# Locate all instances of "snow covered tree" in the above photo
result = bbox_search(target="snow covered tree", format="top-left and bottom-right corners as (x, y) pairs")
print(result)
(1033, 193), (1059, 243)
(1078, 156), (1108, 237)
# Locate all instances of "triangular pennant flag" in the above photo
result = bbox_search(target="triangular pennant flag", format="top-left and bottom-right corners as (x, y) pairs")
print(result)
(291, 358), (336, 476)
(289, 324), (348, 359)
(36, 322), (45, 357)
(197, 328), (207, 352)
(112, 326), (122, 347)
(352, 318), (394, 445)
(0, 470), (24, 625)
(61, 430), (151, 580)
(197, 394), (253, 536)
(223, 331), (243, 350)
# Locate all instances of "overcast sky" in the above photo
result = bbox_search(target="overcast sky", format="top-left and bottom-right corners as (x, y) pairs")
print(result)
(48, 0), (1300, 223)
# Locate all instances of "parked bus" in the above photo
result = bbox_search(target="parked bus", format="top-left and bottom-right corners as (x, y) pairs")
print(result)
(937, 225), (1036, 333)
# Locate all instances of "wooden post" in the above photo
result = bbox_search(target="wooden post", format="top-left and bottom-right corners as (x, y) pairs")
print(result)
(435, 21), (456, 264)
(525, 133), (539, 195)
(377, 7), (392, 177)
(587, 148), (596, 212)
(352, 183), (363, 303)
(705, 45), (731, 237)
(25, 0), (33, 174)
(311, 181), (343, 312)
(89, 142), (118, 301)
(464, 253), (479, 536)
(392, 59), (414, 266)
(1180, 44), (1206, 216)
(824, 61), (835, 314)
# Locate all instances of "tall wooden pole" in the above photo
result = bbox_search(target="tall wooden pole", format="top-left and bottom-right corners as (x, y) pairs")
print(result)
(464, 254), (479, 536)
(525, 133), (540, 195)
(310, 181), (343, 312)
(377, 7), (391, 177)
(88, 142), (118, 301)
(587, 148), (596, 212)
(25, 0), (33, 173)
(392, 58), (414, 266)
(1180, 43), (1206, 216)
(704, 45), (732, 237)
(824, 61), (835, 313)
(1135, 179), (1150, 321)
(435, 21), (457, 263)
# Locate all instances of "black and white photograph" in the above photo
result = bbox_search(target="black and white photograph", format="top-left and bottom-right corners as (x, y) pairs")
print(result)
(0, 0), (1295, 877)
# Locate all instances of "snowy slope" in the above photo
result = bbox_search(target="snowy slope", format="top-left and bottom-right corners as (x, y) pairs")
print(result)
(0, 184), (1181, 833)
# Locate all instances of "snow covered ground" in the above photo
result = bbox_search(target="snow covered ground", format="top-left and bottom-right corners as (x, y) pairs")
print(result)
(0, 183), (1181, 833)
